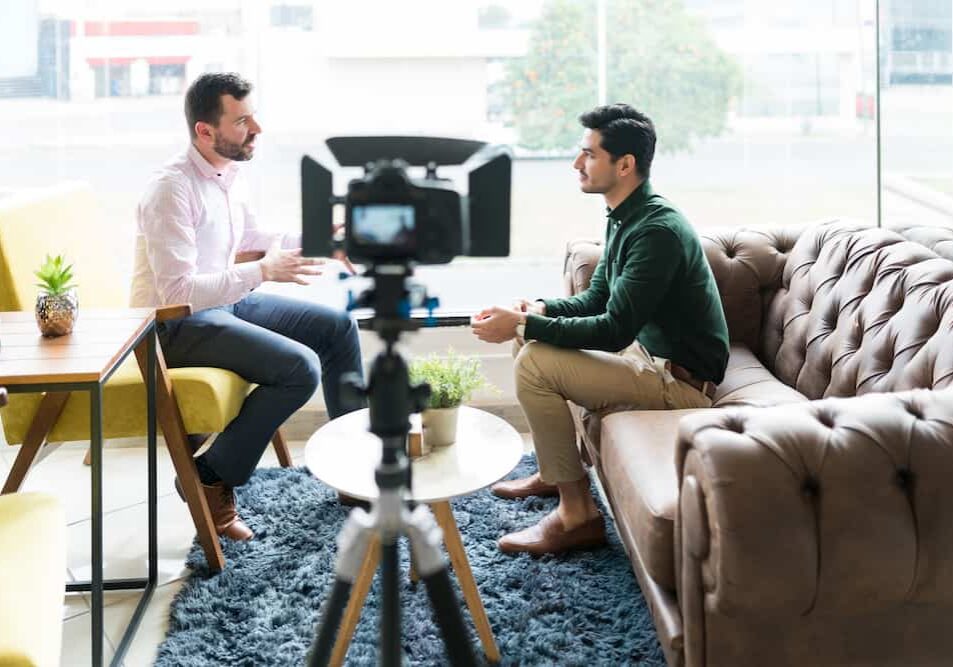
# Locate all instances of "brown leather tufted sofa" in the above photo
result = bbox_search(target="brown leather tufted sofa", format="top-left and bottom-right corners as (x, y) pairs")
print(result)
(561, 220), (953, 667)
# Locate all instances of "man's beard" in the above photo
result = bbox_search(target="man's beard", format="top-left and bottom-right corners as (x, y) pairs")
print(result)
(213, 133), (255, 162)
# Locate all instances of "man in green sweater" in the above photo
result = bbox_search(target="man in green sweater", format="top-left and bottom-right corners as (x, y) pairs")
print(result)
(472, 104), (729, 555)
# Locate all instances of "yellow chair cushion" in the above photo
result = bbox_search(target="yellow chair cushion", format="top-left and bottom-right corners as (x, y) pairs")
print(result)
(0, 492), (66, 667)
(2, 356), (252, 445)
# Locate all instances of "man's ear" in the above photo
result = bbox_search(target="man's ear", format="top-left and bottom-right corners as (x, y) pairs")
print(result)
(618, 154), (637, 178)
(194, 121), (214, 143)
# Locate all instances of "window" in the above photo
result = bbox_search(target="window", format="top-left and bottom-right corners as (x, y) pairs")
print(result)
(270, 4), (314, 30)
(880, 0), (953, 227)
(0, 0), (949, 314)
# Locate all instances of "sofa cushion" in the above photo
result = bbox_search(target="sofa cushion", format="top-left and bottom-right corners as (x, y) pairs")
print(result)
(600, 408), (714, 592)
(712, 344), (808, 408)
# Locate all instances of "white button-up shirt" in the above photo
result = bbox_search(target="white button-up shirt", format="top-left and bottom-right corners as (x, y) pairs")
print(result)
(131, 144), (299, 312)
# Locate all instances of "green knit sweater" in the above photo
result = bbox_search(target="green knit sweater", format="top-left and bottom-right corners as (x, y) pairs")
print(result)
(526, 180), (730, 384)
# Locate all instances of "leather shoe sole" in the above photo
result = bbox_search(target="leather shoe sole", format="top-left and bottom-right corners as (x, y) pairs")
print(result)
(498, 511), (606, 555)
(491, 473), (559, 500)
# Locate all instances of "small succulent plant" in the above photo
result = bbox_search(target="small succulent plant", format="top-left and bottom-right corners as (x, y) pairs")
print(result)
(34, 254), (77, 296)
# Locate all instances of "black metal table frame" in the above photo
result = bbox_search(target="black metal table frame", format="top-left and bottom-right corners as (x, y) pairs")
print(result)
(6, 322), (157, 667)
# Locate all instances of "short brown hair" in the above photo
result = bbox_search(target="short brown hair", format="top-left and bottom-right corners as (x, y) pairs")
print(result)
(184, 72), (252, 139)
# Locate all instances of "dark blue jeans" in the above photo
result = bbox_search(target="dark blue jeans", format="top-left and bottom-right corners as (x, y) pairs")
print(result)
(158, 291), (364, 487)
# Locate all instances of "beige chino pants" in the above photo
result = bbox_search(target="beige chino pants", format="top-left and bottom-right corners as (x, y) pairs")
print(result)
(513, 339), (713, 484)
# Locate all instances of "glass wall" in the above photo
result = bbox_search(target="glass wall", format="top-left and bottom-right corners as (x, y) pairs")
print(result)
(880, 0), (953, 228)
(0, 0), (948, 309)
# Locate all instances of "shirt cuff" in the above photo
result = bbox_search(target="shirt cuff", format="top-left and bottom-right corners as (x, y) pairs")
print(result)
(235, 260), (264, 292)
(524, 312), (547, 342)
(540, 298), (561, 317)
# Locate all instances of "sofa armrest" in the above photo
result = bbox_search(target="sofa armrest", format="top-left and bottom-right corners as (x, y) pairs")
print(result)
(156, 304), (192, 322)
(562, 239), (602, 297)
(675, 388), (953, 617)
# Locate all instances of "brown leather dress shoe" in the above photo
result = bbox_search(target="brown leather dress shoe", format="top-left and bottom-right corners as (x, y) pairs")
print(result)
(174, 477), (253, 541)
(491, 472), (559, 499)
(203, 482), (254, 541)
(498, 511), (606, 555)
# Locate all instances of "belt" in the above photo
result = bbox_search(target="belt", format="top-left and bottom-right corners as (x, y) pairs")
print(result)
(669, 362), (717, 401)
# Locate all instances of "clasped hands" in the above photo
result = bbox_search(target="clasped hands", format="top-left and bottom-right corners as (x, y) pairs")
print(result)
(471, 298), (545, 344)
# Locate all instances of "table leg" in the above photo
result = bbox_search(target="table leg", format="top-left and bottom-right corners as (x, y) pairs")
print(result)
(112, 329), (159, 664)
(90, 382), (104, 667)
(430, 501), (500, 663)
(330, 534), (381, 667)
(147, 329), (158, 585)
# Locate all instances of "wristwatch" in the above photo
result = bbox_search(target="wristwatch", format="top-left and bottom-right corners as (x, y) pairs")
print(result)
(515, 314), (527, 340)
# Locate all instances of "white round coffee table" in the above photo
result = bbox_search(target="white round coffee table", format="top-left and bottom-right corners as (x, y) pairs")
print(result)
(304, 405), (523, 664)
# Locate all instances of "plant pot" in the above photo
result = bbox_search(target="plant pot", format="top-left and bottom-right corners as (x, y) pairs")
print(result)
(35, 289), (78, 337)
(421, 406), (459, 448)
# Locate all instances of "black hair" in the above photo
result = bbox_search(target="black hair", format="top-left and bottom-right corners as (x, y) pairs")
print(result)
(184, 72), (253, 139)
(579, 103), (656, 179)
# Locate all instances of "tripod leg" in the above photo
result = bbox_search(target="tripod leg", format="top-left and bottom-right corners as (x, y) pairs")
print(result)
(431, 502), (501, 663)
(330, 534), (381, 667)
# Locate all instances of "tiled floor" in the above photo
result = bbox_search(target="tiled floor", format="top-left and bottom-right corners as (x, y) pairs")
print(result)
(0, 432), (535, 667)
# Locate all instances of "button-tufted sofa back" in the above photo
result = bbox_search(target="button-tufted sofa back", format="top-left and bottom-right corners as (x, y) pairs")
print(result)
(700, 225), (802, 355)
(761, 221), (953, 399)
(564, 219), (953, 400)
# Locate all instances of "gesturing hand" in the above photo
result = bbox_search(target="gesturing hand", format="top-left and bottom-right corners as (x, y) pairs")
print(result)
(332, 222), (357, 275)
(260, 240), (327, 285)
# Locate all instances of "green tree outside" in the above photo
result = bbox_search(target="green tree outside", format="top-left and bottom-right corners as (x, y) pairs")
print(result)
(503, 0), (740, 153)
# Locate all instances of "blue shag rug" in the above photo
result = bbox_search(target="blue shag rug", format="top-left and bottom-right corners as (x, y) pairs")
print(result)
(155, 456), (665, 666)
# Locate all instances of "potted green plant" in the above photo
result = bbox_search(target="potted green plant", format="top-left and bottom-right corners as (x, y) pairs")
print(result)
(409, 349), (492, 448)
(34, 254), (78, 337)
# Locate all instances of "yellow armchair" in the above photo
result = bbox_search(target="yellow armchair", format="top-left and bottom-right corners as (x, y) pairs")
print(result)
(0, 183), (291, 572)
(0, 491), (66, 667)
(0, 388), (67, 667)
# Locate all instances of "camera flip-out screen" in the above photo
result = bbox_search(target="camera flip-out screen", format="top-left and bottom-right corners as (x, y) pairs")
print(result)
(351, 204), (416, 248)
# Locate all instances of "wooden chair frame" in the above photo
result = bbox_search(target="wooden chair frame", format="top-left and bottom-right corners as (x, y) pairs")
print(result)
(1, 305), (293, 572)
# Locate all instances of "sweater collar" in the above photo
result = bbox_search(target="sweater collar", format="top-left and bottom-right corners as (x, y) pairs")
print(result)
(606, 179), (653, 223)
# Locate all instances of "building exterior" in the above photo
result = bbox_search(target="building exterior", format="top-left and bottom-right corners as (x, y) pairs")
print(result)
(883, 0), (952, 84)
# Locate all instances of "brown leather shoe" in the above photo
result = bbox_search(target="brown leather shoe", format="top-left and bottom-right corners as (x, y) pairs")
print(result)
(498, 511), (606, 555)
(491, 472), (559, 499)
(203, 482), (254, 541)
(175, 478), (253, 541)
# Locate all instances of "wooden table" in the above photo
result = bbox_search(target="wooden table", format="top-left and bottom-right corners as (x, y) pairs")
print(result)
(0, 309), (157, 667)
(305, 406), (524, 665)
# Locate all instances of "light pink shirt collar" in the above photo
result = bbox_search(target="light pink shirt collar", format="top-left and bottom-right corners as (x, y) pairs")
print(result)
(187, 143), (239, 188)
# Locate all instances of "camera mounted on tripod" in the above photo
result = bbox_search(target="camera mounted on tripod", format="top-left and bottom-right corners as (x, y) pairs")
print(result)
(301, 138), (511, 666)
(301, 135), (511, 266)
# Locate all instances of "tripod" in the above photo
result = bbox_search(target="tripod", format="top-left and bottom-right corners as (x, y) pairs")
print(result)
(308, 267), (479, 667)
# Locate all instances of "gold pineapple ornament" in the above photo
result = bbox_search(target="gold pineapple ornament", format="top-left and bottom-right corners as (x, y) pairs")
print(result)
(34, 254), (78, 337)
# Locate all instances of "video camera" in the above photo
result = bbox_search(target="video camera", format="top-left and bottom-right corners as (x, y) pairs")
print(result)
(301, 136), (511, 265)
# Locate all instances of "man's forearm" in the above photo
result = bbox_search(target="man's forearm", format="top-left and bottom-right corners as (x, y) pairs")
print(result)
(158, 263), (263, 312)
